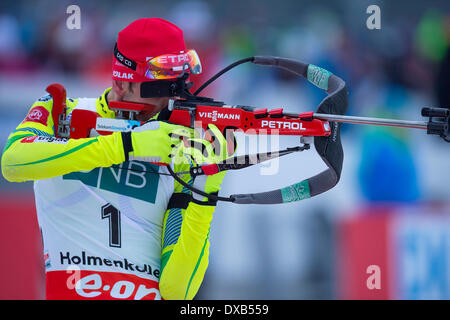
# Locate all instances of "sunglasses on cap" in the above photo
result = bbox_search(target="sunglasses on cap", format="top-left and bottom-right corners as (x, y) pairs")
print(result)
(114, 43), (202, 80)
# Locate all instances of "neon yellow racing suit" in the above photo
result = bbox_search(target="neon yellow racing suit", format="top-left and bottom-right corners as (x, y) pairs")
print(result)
(1, 87), (219, 300)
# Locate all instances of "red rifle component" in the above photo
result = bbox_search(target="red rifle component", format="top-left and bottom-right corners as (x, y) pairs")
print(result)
(268, 108), (284, 117)
(253, 108), (268, 118)
(66, 104), (331, 139)
(168, 105), (331, 136)
(200, 164), (220, 176)
(298, 112), (314, 120)
(109, 101), (156, 113)
(46, 83), (67, 138)
(70, 109), (102, 139)
(64, 101), (151, 139)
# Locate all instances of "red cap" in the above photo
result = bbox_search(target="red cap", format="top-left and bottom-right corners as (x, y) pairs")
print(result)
(112, 18), (186, 82)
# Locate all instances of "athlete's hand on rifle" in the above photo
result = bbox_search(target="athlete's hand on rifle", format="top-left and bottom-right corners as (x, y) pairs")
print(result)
(182, 124), (235, 203)
(123, 121), (193, 165)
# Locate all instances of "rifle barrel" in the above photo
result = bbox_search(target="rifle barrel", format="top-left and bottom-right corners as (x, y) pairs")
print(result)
(312, 113), (428, 130)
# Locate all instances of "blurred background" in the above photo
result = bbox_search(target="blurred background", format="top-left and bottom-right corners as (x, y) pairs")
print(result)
(0, 0), (450, 299)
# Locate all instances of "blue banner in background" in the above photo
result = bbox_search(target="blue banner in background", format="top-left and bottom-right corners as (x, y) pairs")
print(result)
(394, 214), (450, 299)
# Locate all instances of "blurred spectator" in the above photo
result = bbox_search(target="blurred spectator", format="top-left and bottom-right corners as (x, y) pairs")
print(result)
(0, 14), (28, 72)
(436, 47), (450, 109)
(169, 0), (223, 97)
(435, 15), (450, 109)
(357, 84), (421, 203)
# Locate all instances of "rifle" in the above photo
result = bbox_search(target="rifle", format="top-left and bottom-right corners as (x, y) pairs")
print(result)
(46, 56), (450, 205)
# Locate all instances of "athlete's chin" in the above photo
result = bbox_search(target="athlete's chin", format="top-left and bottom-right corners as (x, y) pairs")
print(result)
(136, 107), (164, 121)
